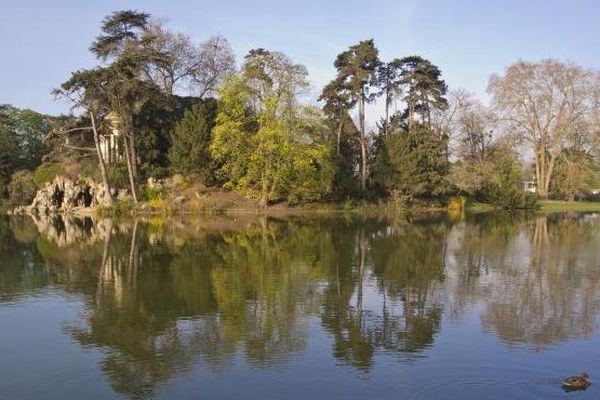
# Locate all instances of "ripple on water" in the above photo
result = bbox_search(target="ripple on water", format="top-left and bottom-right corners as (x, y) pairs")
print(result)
(0, 287), (81, 309)
(402, 357), (596, 400)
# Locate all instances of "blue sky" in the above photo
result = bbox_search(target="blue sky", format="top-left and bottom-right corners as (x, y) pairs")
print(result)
(2, 0), (600, 115)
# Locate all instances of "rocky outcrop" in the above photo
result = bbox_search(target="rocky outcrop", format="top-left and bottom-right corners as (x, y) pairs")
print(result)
(22, 176), (122, 215)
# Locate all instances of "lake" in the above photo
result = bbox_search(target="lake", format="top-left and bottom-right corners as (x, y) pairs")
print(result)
(1, 212), (599, 399)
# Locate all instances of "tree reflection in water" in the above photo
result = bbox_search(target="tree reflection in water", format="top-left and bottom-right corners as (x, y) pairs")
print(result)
(2, 212), (600, 398)
(477, 214), (600, 349)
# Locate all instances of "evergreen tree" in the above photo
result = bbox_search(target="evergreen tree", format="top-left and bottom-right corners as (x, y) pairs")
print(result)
(319, 80), (361, 197)
(373, 124), (449, 198)
(375, 59), (403, 135)
(396, 56), (448, 130)
(136, 95), (202, 177)
(319, 78), (355, 155)
(168, 99), (217, 180)
(331, 39), (381, 191)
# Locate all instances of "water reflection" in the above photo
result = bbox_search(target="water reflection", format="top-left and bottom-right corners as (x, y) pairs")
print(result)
(2, 212), (600, 398)
(482, 215), (600, 349)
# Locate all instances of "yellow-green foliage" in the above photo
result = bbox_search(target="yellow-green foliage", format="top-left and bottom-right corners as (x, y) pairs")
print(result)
(211, 52), (335, 205)
(447, 196), (467, 211)
(284, 145), (336, 203)
(211, 75), (253, 184)
(140, 186), (162, 202)
(447, 196), (467, 221)
(147, 198), (165, 209)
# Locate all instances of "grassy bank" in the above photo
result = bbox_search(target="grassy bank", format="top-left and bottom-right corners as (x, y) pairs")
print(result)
(538, 200), (600, 212)
(67, 199), (600, 217)
(95, 198), (449, 217)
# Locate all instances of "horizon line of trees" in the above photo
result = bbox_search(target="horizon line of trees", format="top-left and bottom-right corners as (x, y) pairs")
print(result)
(3, 9), (600, 209)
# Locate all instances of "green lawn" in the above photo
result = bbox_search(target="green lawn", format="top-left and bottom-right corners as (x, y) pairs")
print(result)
(538, 200), (600, 212)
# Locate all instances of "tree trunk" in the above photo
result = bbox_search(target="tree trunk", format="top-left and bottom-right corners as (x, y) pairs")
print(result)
(90, 111), (113, 205)
(540, 144), (547, 199)
(260, 170), (268, 209)
(543, 153), (557, 200)
(122, 134), (138, 203)
(408, 94), (414, 131)
(129, 126), (138, 180)
(336, 108), (343, 156)
(384, 89), (390, 136)
(359, 92), (367, 192)
(425, 94), (432, 130)
(534, 147), (542, 198)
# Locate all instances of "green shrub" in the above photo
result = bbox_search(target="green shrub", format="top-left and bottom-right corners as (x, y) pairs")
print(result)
(80, 162), (129, 189)
(33, 163), (63, 186)
(33, 159), (93, 186)
(580, 192), (600, 202)
(107, 164), (129, 189)
(79, 162), (100, 181)
(480, 182), (537, 210)
(343, 198), (354, 210)
(7, 170), (37, 206)
(141, 165), (169, 180)
(140, 186), (162, 201)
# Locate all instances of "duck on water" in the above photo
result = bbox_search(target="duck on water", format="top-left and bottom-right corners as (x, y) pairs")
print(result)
(562, 373), (590, 391)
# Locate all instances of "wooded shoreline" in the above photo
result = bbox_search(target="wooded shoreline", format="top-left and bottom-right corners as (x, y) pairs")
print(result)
(2, 10), (600, 214)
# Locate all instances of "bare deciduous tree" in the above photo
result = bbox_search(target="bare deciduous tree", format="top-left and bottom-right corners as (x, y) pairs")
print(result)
(453, 90), (494, 162)
(142, 22), (199, 94)
(193, 35), (236, 98)
(488, 59), (600, 199)
(142, 24), (236, 97)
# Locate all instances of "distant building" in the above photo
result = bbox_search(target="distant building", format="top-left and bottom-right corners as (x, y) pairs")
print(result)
(522, 180), (536, 193)
(103, 112), (122, 163)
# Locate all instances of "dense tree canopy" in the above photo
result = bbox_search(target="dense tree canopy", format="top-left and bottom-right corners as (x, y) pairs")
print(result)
(6, 10), (600, 211)
(0, 105), (52, 198)
(168, 98), (217, 180)
(373, 123), (449, 199)
(211, 50), (335, 205)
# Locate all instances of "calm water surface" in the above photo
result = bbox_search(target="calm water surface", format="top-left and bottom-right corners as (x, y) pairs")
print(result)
(1, 212), (600, 399)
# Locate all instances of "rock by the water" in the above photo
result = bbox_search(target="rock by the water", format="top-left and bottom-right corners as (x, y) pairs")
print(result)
(26, 176), (116, 214)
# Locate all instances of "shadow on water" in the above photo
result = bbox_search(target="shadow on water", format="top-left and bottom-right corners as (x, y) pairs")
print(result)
(2, 211), (600, 398)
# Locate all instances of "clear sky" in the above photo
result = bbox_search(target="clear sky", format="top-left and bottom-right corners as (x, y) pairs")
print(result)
(2, 0), (600, 116)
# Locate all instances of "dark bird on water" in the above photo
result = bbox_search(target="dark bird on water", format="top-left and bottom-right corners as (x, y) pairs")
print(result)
(562, 373), (590, 391)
